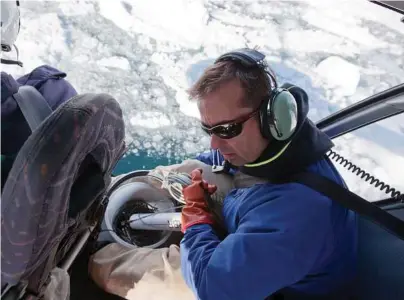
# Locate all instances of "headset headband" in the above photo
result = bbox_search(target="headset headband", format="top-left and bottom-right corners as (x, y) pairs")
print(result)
(214, 48), (277, 89)
(215, 48), (265, 66)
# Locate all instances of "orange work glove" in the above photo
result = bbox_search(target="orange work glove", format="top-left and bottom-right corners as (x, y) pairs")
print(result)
(181, 168), (217, 233)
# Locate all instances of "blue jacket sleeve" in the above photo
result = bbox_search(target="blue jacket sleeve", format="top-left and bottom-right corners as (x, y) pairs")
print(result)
(180, 185), (332, 300)
(195, 149), (223, 166)
(196, 150), (237, 175)
(1, 72), (19, 115)
(17, 65), (77, 110)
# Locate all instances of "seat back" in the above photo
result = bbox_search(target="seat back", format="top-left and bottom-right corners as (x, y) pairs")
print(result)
(1, 93), (126, 297)
(11, 85), (53, 132)
(356, 203), (404, 299)
(1, 85), (53, 189)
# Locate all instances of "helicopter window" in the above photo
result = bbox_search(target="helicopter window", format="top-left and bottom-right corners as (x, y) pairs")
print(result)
(330, 113), (404, 202)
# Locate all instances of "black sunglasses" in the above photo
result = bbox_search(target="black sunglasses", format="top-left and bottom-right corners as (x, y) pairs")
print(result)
(200, 110), (258, 139)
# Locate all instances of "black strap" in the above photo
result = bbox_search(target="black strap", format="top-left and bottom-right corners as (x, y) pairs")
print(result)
(1, 58), (23, 67)
(290, 172), (404, 241)
(12, 85), (52, 132)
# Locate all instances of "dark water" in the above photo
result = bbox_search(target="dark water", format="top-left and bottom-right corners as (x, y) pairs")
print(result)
(113, 149), (194, 175)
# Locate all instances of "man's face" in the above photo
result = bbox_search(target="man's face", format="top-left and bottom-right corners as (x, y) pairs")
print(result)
(198, 79), (269, 166)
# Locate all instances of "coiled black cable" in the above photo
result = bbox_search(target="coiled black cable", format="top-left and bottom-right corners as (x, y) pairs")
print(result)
(327, 149), (404, 201)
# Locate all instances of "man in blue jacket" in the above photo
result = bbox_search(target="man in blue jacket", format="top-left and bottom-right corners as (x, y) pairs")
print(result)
(180, 48), (357, 299)
(1, 0), (77, 188)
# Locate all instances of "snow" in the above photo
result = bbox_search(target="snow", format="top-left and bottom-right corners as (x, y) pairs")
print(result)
(315, 56), (361, 97)
(98, 56), (131, 71)
(98, 0), (209, 48)
(2, 0), (403, 201)
(129, 111), (171, 128)
(302, 5), (388, 48)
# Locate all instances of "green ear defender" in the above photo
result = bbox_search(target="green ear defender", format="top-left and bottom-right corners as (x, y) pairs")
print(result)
(215, 48), (299, 142)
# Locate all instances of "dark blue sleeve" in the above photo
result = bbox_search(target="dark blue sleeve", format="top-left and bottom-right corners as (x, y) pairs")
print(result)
(180, 185), (331, 300)
(1, 72), (19, 115)
(39, 77), (77, 109)
(195, 149), (215, 166)
(17, 65), (77, 110)
(195, 149), (229, 168)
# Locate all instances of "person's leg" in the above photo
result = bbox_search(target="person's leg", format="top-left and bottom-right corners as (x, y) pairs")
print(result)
(89, 243), (187, 299)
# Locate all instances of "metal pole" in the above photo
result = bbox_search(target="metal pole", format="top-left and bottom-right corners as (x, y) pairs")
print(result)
(59, 225), (96, 271)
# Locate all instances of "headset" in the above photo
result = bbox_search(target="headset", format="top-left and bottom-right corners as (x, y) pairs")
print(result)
(1, 0), (23, 67)
(214, 48), (298, 141)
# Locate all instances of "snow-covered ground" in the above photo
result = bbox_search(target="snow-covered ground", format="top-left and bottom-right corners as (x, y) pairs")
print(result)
(2, 0), (403, 201)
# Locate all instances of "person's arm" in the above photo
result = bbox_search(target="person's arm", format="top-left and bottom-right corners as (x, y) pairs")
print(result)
(180, 185), (331, 300)
(17, 65), (78, 110)
(1, 72), (19, 113)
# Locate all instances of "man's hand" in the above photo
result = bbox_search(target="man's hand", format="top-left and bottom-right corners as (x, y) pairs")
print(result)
(181, 168), (217, 233)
